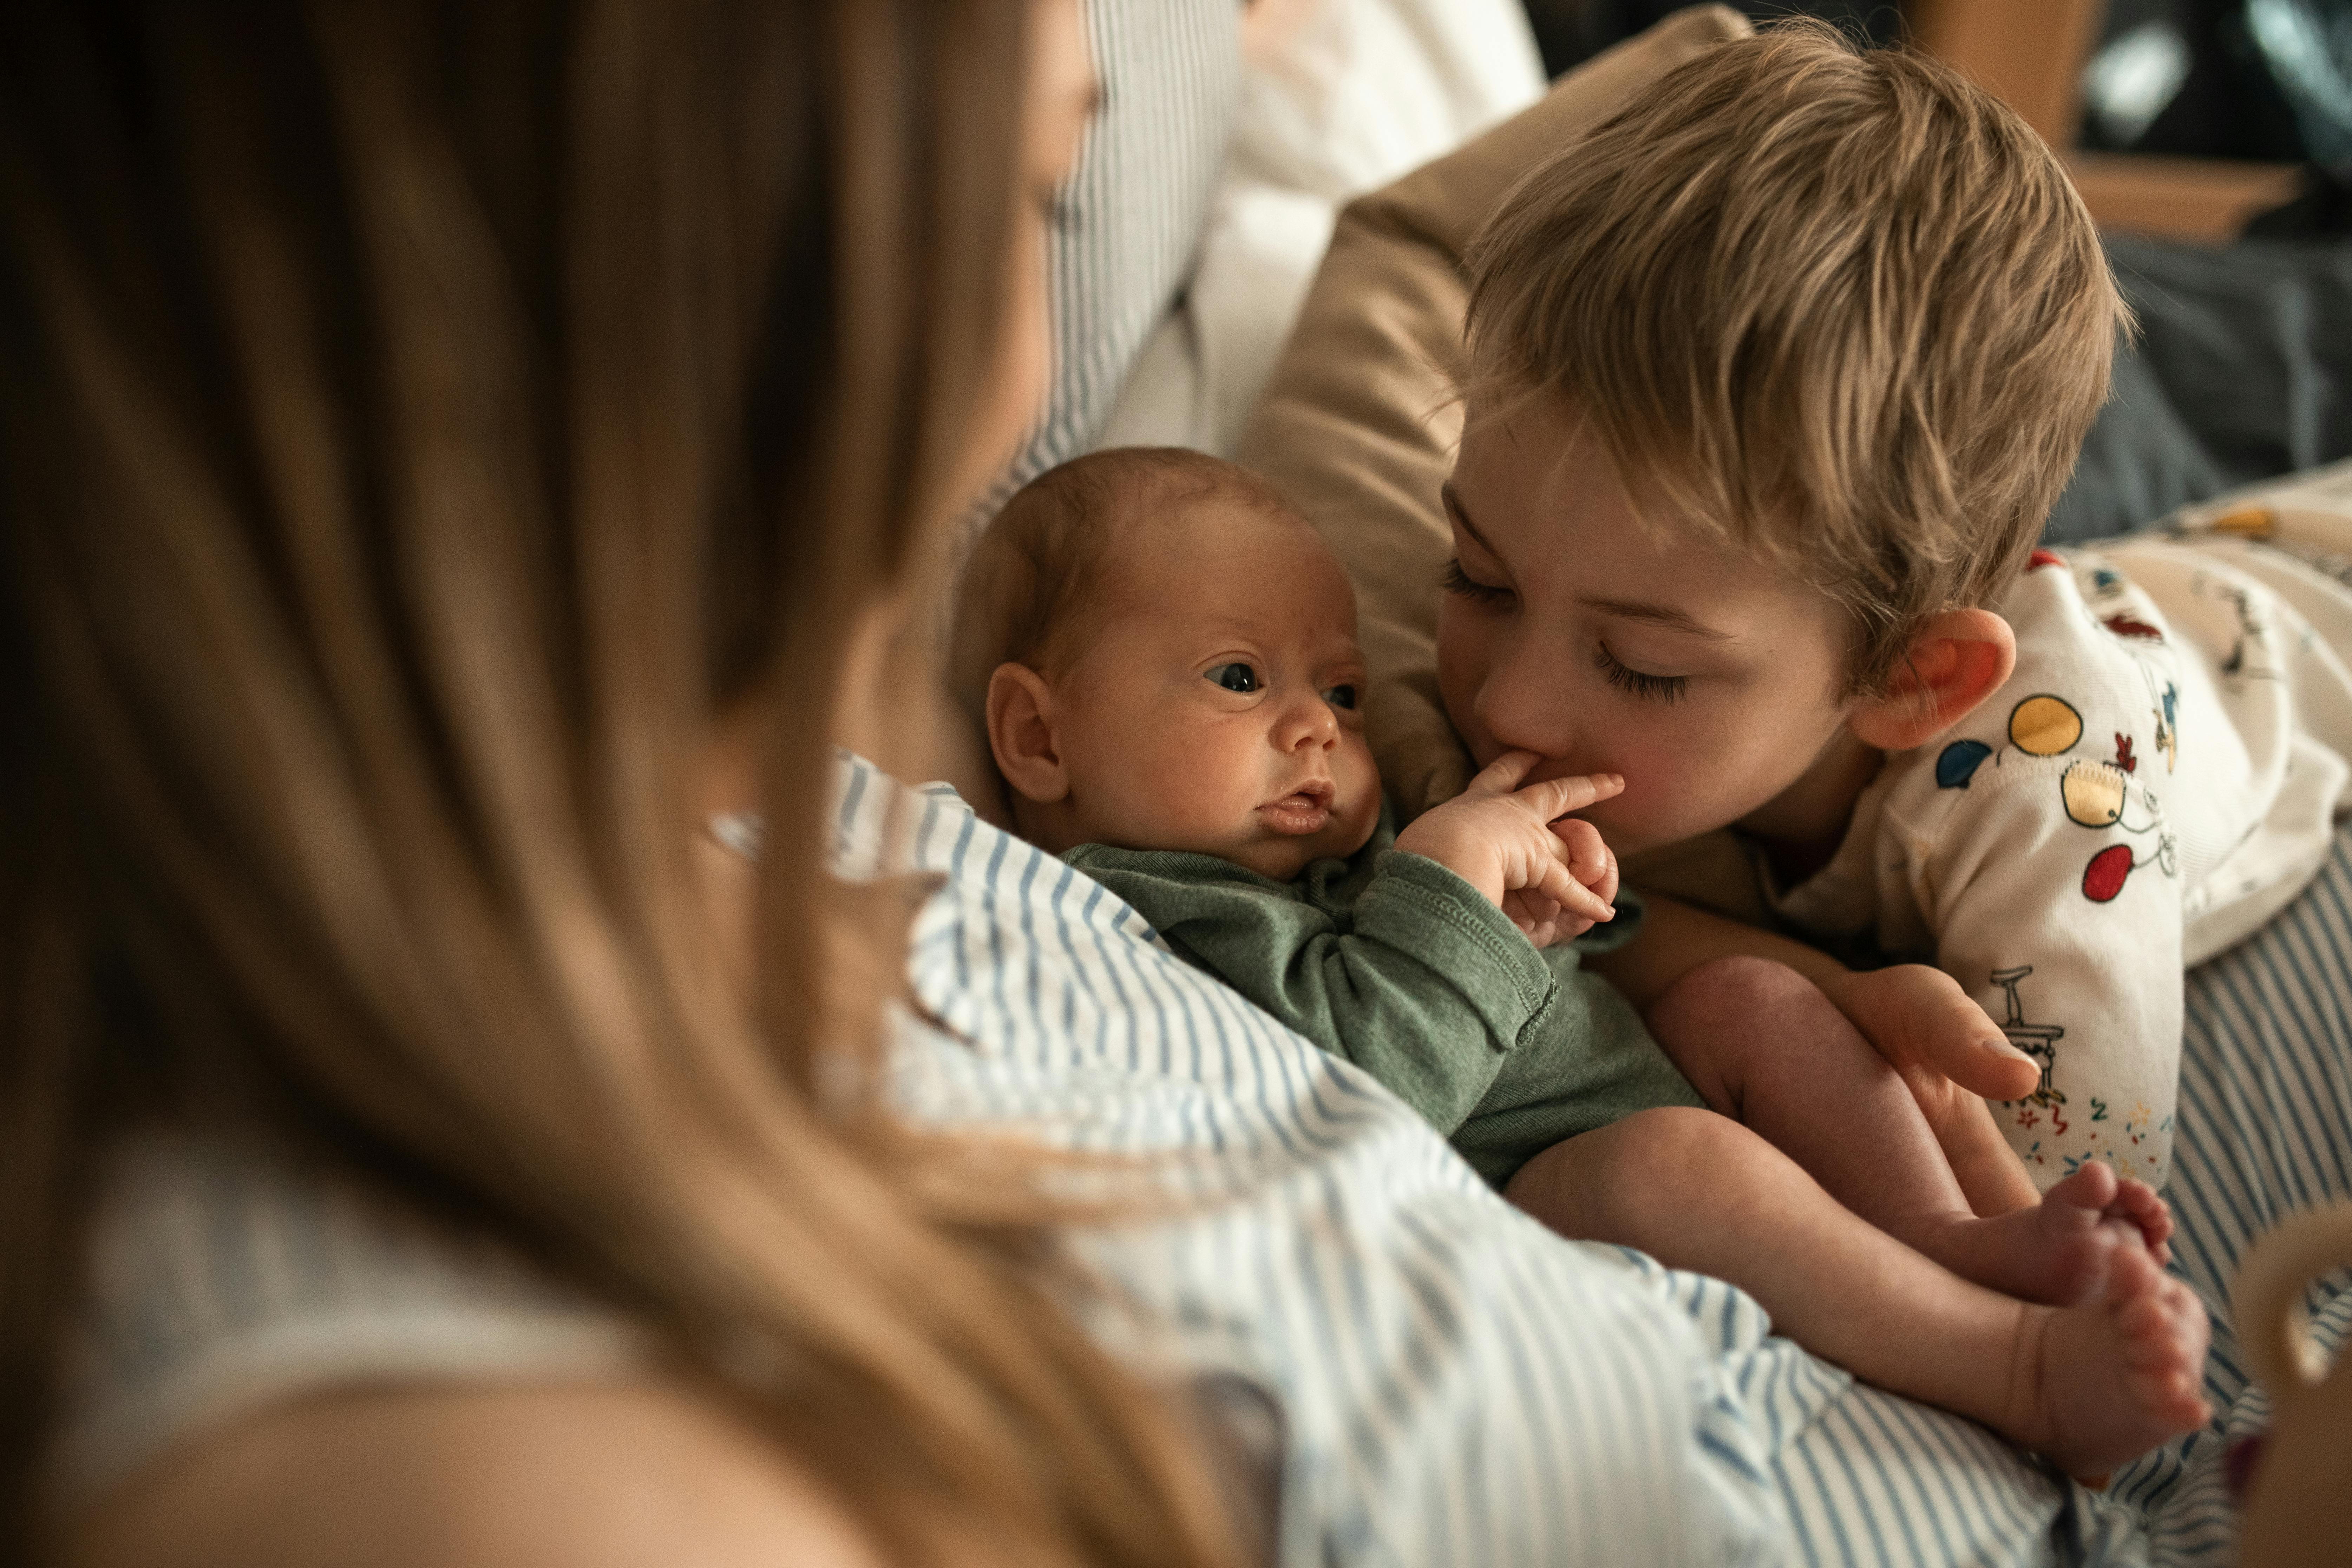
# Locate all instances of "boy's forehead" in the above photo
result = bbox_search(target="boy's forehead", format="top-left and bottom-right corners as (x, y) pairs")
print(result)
(1451, 405), (1842, 644)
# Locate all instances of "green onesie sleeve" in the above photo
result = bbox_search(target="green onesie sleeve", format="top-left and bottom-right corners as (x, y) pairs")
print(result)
(1066, 831), (1703, 1188)
(1064, 841), (1560, 1136)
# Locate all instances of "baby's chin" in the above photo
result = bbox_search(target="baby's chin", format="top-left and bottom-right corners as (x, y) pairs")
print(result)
(1226, 816), (1378, 881)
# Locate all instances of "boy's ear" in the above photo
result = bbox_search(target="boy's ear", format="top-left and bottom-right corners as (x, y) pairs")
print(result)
(985, 662), (1070, 805)
(1846, 608), (2017, 752)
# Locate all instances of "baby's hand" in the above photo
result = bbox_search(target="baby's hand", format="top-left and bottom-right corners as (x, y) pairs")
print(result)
(1394, 750), (1624, 947)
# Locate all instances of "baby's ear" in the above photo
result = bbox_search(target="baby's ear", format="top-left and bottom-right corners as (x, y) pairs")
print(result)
(985, 662), (1070, 804)
(1847, 608), (2017, 752)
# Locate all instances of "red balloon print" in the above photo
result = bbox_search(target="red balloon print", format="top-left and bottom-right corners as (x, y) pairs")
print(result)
(2083, 844), (2133, 903)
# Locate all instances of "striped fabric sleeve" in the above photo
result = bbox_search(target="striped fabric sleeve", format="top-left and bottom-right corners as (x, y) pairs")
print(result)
(851, 751), (2352, 1567)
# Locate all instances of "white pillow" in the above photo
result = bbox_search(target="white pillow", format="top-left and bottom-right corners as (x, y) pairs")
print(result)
(1098, 0), (1545, 457)
(963, 0), (1241, 538)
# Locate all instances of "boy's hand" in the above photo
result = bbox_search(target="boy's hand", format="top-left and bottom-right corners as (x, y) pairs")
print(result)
(1816, 963), (2046, 1213)
(1395, 750), (1624, 948)
(1817, 963), (2041, 1102)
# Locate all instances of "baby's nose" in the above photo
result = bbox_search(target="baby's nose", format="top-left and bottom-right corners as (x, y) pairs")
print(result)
(1280, 695), (1339, 749)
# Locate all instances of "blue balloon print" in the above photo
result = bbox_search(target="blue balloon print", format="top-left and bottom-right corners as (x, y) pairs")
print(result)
(1935, 739), (1992, 789)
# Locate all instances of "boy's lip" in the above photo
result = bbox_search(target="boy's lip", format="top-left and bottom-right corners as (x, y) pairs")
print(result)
(1258, 780), (1335, 835)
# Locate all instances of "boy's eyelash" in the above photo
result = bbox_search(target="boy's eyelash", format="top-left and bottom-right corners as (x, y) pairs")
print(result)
(1440, 559), (1512, 605)
(1442, 558), (1686, 702)
(1594, 643), (1689, 704)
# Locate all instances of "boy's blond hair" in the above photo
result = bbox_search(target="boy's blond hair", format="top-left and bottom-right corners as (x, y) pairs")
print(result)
(949, 447), (1305, 722)
(1466, 20), (2126, 693)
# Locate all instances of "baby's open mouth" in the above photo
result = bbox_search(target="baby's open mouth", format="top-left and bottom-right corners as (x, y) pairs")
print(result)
(1258, 780), (1335, 835)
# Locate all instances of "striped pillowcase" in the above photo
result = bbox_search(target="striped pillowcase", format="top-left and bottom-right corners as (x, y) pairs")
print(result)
(958, 0), (1240, 550)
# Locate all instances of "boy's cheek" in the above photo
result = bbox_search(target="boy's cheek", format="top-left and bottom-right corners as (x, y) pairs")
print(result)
(1432, 623), (1496, 761)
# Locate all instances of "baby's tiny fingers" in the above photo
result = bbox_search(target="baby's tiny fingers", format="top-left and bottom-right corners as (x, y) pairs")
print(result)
(1552, 818), (1611, 882)
(1502, 887), (1561, 930)
(1516, 770), (1625, 822)
(1591, 846), (1620, 908)
(1535, 858), (1614, 926)
(1467, 749), (1545, 800)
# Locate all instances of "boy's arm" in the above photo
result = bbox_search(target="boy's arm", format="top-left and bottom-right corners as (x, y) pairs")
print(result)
(1078, 852), (1559, 1137)
(1924, 786), (2188, 1191)
(1590, 891), (2047, 1214)
(1236, 6), (1752, 819)
(1587, 892), (2033, 1094)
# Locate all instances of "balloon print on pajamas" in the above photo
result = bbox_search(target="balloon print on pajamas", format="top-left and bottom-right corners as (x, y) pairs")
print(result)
(1935, 695), (2085, 793)
(2083, 845), (2134, 903)
(1934, 692), (2177, 901)
(2009, 694), (2083, 757)
(2062, 759), (2171, 902)
(1935, 739), (1992, 789)
(2062, 760), (2129, 828)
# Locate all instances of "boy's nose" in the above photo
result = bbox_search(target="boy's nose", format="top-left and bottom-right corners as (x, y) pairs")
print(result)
(1477, 644), (1575, 757)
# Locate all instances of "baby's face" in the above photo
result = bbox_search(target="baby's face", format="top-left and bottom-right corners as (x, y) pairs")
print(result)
(1049, 500), (1382, 880)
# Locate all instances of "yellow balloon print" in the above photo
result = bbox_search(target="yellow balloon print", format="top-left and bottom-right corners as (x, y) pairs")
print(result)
(2210, 504), (2277, 540)
(2062, 760), (2128, 828)
(2009, 694), (2083, 757)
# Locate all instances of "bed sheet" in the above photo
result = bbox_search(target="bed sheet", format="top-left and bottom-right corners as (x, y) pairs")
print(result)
(843, 754), (2352, 1564)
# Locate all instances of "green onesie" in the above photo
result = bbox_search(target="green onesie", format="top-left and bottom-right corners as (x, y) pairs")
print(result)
(1064, 818), (1703, 1188)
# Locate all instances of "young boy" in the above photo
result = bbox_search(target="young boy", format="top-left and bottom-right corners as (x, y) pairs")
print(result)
(1240, 14), (2352, 1209)
(954, 444), (2207, 1478)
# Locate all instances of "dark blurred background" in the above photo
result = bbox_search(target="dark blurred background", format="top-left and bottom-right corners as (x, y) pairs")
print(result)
(1523, 1), (1900, 68)
(1521, 1), (2349, 170)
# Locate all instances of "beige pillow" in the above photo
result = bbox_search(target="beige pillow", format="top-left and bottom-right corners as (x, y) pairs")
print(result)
(1237, 5), (1752, 822)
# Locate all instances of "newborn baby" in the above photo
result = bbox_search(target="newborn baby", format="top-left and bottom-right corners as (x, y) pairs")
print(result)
(954, 448), (2208, 1478)
(953, 448), (1700, 1185)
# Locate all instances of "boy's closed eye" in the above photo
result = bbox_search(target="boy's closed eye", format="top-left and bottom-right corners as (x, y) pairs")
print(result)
(1594, 644), (1689, 704)
(1440, 558), (1513, 608)
(1444, 555), (1692, 702)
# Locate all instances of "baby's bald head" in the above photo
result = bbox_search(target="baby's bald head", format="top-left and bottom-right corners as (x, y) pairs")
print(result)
(950, 447), (1316, 723)
(955, 447), (1378, 878)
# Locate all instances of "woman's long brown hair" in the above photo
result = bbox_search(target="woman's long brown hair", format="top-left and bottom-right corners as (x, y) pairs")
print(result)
(0, 3), (1240, 1563)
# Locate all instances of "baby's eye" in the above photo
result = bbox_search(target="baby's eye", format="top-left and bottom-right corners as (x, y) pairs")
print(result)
(1205, 662), (1261, 694)
(1321, 684), (1358, 710)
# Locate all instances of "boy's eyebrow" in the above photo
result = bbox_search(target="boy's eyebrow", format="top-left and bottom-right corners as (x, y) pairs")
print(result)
(1577, 596), (1736, 642)
(1441, 483), (1734, 643)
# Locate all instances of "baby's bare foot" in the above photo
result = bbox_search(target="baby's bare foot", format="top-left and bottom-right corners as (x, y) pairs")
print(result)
(2105, 1175), (2172, 1263)
(2005, 1245), (2210, 1480)
(1905, 1163), (2170, 1306)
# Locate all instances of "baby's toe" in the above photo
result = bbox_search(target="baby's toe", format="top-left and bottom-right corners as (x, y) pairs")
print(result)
(2045, 1163), (2120, 1220)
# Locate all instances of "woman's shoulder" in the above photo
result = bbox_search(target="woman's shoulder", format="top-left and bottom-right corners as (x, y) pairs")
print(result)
(59, 1132), (875, 1564)
(55, 1130), (649, 1513)
(74, 1379), (883, 1568)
